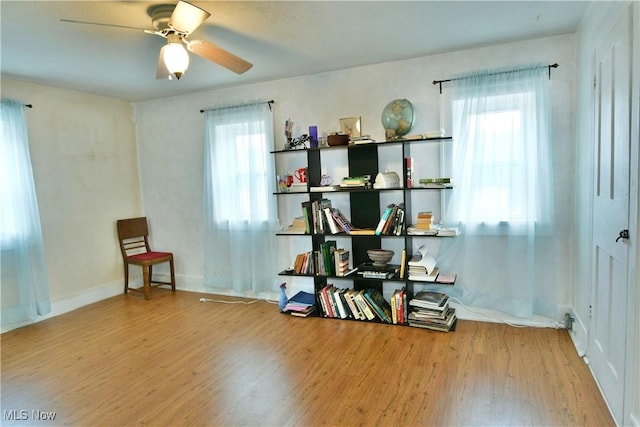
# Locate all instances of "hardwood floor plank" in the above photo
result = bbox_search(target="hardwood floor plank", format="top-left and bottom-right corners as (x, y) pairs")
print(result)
(1, 290), (613, 426)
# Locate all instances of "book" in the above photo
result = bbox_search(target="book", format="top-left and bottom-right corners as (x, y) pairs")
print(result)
(375, 204), (396, 235)
(310, 185), (341, 192)
(323, 207), (342, 234)
(409, 291), (449, 309)
(357, 263), (399, 279)
(329, 208), (355, 233)
(334, 249), (350, 277)
(416, 211), (434, 230)
(283, 290), (317, 317)
(436, 273), (456, 284)
(393, 205), (405, 235)
(348, 228), (376, 235)
(407, 245), (437, 275)
(405, 157), (413, 188)
(301, 201), (312, 234)
(332, 287), (348, 319)
(408, 267), (439, 282)
(364, 289), (393, 323)
(340, 176), (368, 188)
(381, 204), (399, 234)
(344, 290), (364, 320)
(437, 227), (460, 237)
(409, 307), (457, 332)
(353, 291), (376, 320)
(399, 249), (406, 279)
(418, 177), (451, 184)
(290, 306), (316, 317)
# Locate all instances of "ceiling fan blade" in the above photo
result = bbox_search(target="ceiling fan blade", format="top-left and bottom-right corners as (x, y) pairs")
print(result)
(187, 40), (253, 74)
(60, 19), (148, 32)
(168, 1), (210, 35)
(156, 47), (172, 80)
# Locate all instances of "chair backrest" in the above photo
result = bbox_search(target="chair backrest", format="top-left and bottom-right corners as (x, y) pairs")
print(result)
(117, 217), (151, 258)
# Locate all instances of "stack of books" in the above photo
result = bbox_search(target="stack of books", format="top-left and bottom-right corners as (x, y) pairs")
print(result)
(407, 225), (439, 236)
(334, 249), (351, 277)
(279, 216), (307, 234)
(340, 176), (368, 188)
(317, 241), (337, 276)
(293, 251), (314, 274)
(357, 262), (399, 280)
(407, 245), (457, 284)
(283, 291), (317, 317)
(408, 291), (457, 332)
(416, 211), (434, 230)
(374, 203), (405, 236)
(407, 245), (438, 282)
(437, 227), (461, 237)
(301, 198), (334, 234)
(418, 177), (453, 188)
(350, 135), (376, 144)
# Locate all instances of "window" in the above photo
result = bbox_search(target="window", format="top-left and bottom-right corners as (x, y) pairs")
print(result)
(452, 93), (534, 223)
(202, 102), (278, 293)
(0, 99), (51, 325)
(213, 122), (270, 222)
(0, 102), (38, 244)
(446, 66), (553, 229)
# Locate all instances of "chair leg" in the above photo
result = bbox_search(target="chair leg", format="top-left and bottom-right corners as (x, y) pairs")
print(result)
(142, 265), (151, 300)
(169, 259), (176, 291)
(123, 263), (129, 294)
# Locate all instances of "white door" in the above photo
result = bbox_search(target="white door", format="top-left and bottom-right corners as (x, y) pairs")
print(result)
(588, 9), (632, 425)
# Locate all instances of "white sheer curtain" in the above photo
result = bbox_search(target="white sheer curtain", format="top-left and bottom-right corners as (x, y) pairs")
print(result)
(1, 99), (51, 327)
(203, 102), (279, 293)
(437, 65), (558, 319)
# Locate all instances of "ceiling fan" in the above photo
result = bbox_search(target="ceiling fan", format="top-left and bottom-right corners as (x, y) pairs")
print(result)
(61, 1), (253, 80)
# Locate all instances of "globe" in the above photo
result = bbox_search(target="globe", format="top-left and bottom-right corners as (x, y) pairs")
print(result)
(381, 99), (415, 139)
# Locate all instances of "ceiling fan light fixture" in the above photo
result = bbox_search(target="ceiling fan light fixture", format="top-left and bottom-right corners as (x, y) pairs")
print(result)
(161, 39), (189, 80)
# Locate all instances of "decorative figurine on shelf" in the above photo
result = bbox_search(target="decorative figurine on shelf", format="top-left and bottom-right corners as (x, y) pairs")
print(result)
(286, 134), (311, 150)
(278, 282), (289, 311)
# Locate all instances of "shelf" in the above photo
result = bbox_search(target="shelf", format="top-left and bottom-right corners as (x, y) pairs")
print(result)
(272, 130), (456, 330)
(270, 136), (453, 154)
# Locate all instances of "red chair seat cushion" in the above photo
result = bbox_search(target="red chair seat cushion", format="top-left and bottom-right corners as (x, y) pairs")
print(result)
(128, 251), (172, 262)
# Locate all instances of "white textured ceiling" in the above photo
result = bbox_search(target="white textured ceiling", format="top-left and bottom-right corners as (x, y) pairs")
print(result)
(0, 1), (590, 102)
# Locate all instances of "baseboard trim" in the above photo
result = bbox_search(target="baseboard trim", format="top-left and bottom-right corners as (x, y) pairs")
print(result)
(1, 279), (125, 333)
(568, 309), (588, 357)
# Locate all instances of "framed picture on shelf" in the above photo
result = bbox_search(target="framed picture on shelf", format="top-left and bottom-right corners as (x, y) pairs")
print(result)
(339, 116), (361, 138)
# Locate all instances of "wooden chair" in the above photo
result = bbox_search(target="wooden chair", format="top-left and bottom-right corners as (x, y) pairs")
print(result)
(116, 217), (175, 300)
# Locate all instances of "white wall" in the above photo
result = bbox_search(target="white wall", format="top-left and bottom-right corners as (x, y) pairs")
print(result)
(134, 34), (577, 315)
(1, 78), (142, 329)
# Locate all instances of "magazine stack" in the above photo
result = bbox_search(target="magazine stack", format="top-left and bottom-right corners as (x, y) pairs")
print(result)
(408, 291), (456, 332)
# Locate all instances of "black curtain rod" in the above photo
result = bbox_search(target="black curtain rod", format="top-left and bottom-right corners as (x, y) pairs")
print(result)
(432, 63), (559, 94)
(200, 99), (274, 113)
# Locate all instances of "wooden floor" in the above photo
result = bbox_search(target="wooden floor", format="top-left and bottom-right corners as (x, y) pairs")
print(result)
(1, 290), (613, 427)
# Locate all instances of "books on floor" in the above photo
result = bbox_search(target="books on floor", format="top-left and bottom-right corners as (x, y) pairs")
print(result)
(283, 291), (317, 317)
(408, 290), (456, 332)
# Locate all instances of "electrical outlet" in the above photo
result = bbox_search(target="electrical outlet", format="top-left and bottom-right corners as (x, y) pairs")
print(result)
(564, 312), (575, 331)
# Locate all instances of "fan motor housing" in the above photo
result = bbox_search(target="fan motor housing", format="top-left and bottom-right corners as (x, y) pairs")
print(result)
(148, 4), (175, 30)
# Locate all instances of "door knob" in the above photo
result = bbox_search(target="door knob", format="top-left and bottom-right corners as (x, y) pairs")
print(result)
(616, 229), (629, 242)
